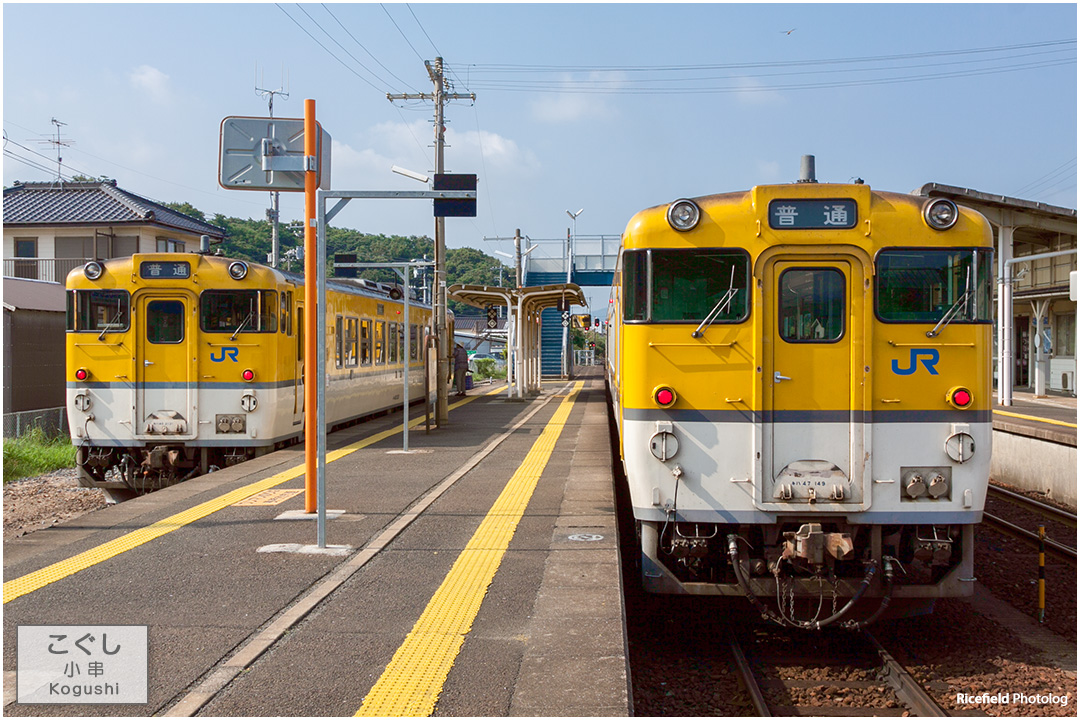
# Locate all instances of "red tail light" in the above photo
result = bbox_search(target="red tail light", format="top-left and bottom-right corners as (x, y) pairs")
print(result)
(946, 386), (972, 409)
(242, 369), (255, 382)
(75, 368), (89, 381)
(654, 386), (677, 408)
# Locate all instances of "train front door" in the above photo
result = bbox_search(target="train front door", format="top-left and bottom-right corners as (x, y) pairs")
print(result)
(762, 256), (866, 508)
(135, 293), (196, 439)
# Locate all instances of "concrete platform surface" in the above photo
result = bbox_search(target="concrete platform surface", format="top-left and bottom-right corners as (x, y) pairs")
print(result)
(2, 374), (631, 717)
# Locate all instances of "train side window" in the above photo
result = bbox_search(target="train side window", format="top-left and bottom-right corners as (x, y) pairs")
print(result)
(779, 268), (845, 343)
(345, 317), (359, 368)
(374, 321), (386, 365)
(335, 316), (344, 368)
(410, 324), (419, 361)
(147, 300), (185, 344)
(387, 322), (399, 363)
(68, 289), (130, 332)
(280, 291), (292, 336)
(297, 307), (304, 358)
(360, 319), (373, 366)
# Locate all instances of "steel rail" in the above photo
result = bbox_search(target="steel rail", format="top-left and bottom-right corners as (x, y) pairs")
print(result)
(864, 631), (949, 717)
(988, 485), (1077, 529)
(727, 630), (771, 717)
(982, 512), (1077, 565)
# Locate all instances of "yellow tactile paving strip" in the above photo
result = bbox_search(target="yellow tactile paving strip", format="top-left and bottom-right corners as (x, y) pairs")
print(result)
(3, 390), (500, 605)
(993, 409), (1077, 429)
(356, 382), (583, 717)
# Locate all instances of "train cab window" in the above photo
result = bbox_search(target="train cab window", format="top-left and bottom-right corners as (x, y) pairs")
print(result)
(779, 268), (845, 343)
(360, 320), (373, 366)
(876, 248), (993, 324)
(623, 249), (749, 323)
(67, 290), (130, 333)
(374, 321), (386, 365)
(147, 300), (184, 344)
(200, 290), (279, 333)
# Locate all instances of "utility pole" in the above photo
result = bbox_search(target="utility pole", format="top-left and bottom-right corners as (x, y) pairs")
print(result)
(257, 70), (289, 268)
(388, 57), (475, 425)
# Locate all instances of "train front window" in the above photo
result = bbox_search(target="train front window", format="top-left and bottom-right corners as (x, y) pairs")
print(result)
(147, 300), (185, 343)
(67, 290), (130, 333)
(200, 290), (279, 333)
(624, 249), (749, 323)
(779, 268), (845, 343)
(876, 249), (993, 324)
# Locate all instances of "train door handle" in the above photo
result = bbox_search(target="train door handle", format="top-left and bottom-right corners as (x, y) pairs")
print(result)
(774, 371), (791, 383)
(144, 360), (155, 366)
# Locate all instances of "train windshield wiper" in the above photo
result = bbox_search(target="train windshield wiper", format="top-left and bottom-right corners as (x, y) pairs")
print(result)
(692, 266), (737, 339)
(230, 311), (254, 342)
(926, 267), (971, 338)
(98, 303), (124, 341)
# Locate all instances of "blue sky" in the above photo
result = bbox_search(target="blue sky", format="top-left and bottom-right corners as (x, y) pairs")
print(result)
(4, 3), (1077, 274)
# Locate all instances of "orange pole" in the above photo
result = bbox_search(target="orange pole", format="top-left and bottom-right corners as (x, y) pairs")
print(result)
(304, 99), (318, 513)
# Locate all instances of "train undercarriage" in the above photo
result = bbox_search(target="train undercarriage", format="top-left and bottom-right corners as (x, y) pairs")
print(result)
(639, 518), (975, 629)
(76, 444), (267, 497)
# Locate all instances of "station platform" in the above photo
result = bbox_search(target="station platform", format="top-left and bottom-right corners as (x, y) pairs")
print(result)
(992, 388), (1077, 446)
(2, 371), (631, 717)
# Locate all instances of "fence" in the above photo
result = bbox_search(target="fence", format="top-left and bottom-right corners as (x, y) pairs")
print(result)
(3, 406), (68, 439)
(3, 258), (89, 283)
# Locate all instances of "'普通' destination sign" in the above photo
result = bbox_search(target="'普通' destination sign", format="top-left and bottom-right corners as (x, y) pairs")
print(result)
(139, 261), (191, 279)
(768, 199), (857, 230)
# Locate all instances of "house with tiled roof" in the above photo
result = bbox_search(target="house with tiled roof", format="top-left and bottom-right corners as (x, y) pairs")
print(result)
(3, 180), (225, 283)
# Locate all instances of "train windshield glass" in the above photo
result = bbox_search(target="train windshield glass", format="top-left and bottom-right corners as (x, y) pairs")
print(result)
(876, 249), (993, 323)
(624, 249), (749, 323)
(66, 290), (130, 332)
(200, 290), (279, 333)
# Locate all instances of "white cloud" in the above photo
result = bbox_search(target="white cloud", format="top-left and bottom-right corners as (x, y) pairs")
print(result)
(732, 76), (785, 106)
(532, 72), (623, 123)
(129, 65), (172, 105)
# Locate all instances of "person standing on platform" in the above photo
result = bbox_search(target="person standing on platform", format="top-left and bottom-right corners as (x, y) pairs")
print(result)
(453, 343), (469, 396)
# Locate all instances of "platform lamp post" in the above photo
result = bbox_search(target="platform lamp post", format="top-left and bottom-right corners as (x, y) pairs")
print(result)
(565, 209), (583, 376)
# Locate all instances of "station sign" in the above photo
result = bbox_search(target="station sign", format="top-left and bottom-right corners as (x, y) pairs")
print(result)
(218, 116), (331, 192)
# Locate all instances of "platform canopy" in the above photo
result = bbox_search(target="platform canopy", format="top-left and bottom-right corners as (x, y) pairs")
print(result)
(448, 283), (587, 398)
(448, 282), (586, 312)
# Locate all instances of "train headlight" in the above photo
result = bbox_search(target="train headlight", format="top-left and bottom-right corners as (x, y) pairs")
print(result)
(666, 199), (701, 232)
(83, 261), (104, 280)
(923, 198), (959, 231)
(242, 368), (255, 382)
(228, 261), (249, 280)
(945, 386), (973, 409)
(653, 385), (677, 408)
(75, 368), (89, 381)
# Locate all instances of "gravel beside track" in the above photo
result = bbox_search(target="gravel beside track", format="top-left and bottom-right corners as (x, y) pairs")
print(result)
(3, 469), (108, 539)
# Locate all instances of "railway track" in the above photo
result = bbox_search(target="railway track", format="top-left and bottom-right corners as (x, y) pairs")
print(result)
(729, 626), (950, 717)
(984, 485), (1077, 565)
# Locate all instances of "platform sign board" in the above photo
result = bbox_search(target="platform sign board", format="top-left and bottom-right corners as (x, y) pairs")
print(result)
(432, 174), (477, 217)
(219, 116), (331, 192)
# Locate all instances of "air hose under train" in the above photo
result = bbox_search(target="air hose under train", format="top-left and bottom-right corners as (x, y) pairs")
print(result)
(726, 534), (891, 630)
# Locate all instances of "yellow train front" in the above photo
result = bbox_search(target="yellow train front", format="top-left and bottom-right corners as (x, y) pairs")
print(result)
(607, 179), (993, 628)
(66, 253), (433, 495)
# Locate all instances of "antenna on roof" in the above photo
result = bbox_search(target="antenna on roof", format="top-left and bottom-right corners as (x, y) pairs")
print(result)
(35, 118), (73, 186)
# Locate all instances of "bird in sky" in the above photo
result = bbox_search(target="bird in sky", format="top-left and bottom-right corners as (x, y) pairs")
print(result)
(781, 28), (796, 35)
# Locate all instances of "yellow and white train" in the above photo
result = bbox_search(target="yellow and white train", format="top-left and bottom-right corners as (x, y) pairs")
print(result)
(66, 253), (437, 495)
(607, 171), (993, 628)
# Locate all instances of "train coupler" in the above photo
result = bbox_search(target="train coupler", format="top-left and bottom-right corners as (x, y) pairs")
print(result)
(780, 523), (855, 570)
